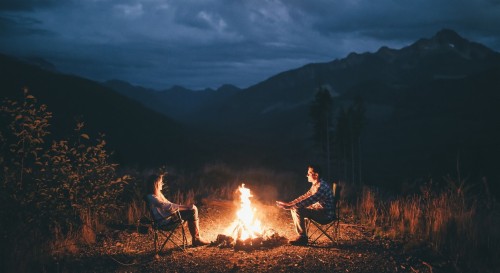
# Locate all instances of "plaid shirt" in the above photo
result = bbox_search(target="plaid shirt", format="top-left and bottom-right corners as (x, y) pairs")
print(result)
(290, 179), (335, 219)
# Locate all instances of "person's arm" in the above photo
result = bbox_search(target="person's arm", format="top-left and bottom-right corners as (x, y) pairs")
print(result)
(276, 188), (314, 210)
(276, 200), (293, 209)
(148, 195), (179, 214)
(288, 189), (313, 207)
(163, 201), (180, 212)
(177, 204), (195, 210)
(292, 183), (328, 208)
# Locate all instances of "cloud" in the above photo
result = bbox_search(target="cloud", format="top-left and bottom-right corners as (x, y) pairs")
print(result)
(113, 3), (144, 19)
(197, 10), (227, 32)
(0, 0), (499, 89)
(0, 15), (54, 36)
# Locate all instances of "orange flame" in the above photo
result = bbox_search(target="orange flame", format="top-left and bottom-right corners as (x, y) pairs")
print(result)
(225, 184), (263, 240)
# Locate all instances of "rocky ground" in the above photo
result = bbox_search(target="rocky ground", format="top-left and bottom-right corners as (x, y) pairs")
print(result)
(51, 199), (459, 273)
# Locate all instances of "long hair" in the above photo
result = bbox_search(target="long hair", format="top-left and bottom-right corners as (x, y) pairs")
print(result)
(146, 174), (162, 195)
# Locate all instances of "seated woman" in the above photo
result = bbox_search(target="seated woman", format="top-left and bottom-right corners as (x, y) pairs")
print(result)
(145, 174), (209, 247)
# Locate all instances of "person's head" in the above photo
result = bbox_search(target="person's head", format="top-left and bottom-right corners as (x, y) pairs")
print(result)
(146, 174), (165, 194)
(307, 164), (322, 183)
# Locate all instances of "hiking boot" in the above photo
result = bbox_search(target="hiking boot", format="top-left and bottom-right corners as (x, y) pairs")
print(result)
(188, 217), (209, 247)
(192, 238), (210, 247)
(289, 236), (308, 246)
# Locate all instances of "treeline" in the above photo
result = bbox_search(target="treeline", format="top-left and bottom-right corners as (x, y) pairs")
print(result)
(309, 87), (365, 185)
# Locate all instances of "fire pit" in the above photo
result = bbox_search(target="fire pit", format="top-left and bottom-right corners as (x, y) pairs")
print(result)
(210, 184), (288, 250)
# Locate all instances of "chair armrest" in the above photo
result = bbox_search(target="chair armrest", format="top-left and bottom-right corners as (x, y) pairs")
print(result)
(153, 209), (183, 226)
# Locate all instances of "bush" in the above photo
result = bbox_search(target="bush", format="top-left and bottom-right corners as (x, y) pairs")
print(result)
(0, 90), (129, 271)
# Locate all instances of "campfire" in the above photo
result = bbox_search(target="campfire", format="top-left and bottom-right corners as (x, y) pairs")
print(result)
(225, 184), (263, 240)
(212, 184), (287, 250)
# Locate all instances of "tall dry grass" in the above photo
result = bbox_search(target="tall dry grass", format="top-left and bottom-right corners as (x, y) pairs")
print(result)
(126, 199), (145, 225)
(358, 187), (379, 227)
(355, 178), (499, 272)
(50, 225), (80, 257)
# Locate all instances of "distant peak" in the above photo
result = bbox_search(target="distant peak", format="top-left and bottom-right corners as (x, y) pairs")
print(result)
(376, 46), (396, 54)
(407, 28), (480, 56)
(433, 28), (466, 44)
(217, 84), (241, 93)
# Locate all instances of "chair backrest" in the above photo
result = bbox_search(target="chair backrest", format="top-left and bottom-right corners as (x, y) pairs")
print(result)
(333, 182), (342, 202)
(332, 182), (342, 218)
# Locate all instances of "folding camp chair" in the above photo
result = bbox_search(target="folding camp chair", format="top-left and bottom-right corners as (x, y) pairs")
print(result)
(306, 182), (342, 244)
(143, 196), (187, 256)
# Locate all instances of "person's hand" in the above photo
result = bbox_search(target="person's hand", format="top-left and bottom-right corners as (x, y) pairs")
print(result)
(180, 204), (196, 210)
(276, 201), (290, 209)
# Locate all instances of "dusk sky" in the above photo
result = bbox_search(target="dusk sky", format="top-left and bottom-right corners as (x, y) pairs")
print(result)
(1, 0), (500, 90)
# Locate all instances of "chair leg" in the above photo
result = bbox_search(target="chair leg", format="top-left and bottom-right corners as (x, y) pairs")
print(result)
(159, 229), (177, 252)
(156, 222), (187, 252)
(316, 224), (336, 243)
(154, 230), (159, 256)
(308, 220), (336, 244)
(308, 221), (324, 243)
(180, 222), (187, 249)
(308, 221), (321, 244)
(336, 220), (340, 238)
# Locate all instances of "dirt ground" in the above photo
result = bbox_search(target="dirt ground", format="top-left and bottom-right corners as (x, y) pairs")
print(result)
(52, 199), (459, 273)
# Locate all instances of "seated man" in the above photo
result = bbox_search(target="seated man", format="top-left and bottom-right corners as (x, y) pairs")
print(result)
(145, 174), (209, 247)
(276, 164), (335, 245)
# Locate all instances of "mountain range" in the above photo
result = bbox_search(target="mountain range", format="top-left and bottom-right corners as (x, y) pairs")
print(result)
(2, 28), (500, 193)
(0, 53), (203, 169)
(105, 29), (500, 191)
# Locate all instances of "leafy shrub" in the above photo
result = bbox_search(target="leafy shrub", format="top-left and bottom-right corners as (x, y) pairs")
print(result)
(0, 90), (129, 270)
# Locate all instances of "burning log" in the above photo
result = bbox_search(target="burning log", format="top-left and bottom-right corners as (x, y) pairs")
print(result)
(225, 184), (262, 241)
(210, 234), (234, 248)
(211, 229), (287, 251)
(211, 184), (288, 250)
(234, 237), (260, 251)
(261, 229), (288, 248)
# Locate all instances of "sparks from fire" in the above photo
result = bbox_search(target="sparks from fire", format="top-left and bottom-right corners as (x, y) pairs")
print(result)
(225, 184), (263, 240)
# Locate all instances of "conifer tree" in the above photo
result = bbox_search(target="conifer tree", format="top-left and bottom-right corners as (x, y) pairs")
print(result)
(309, 87), (335, 180)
